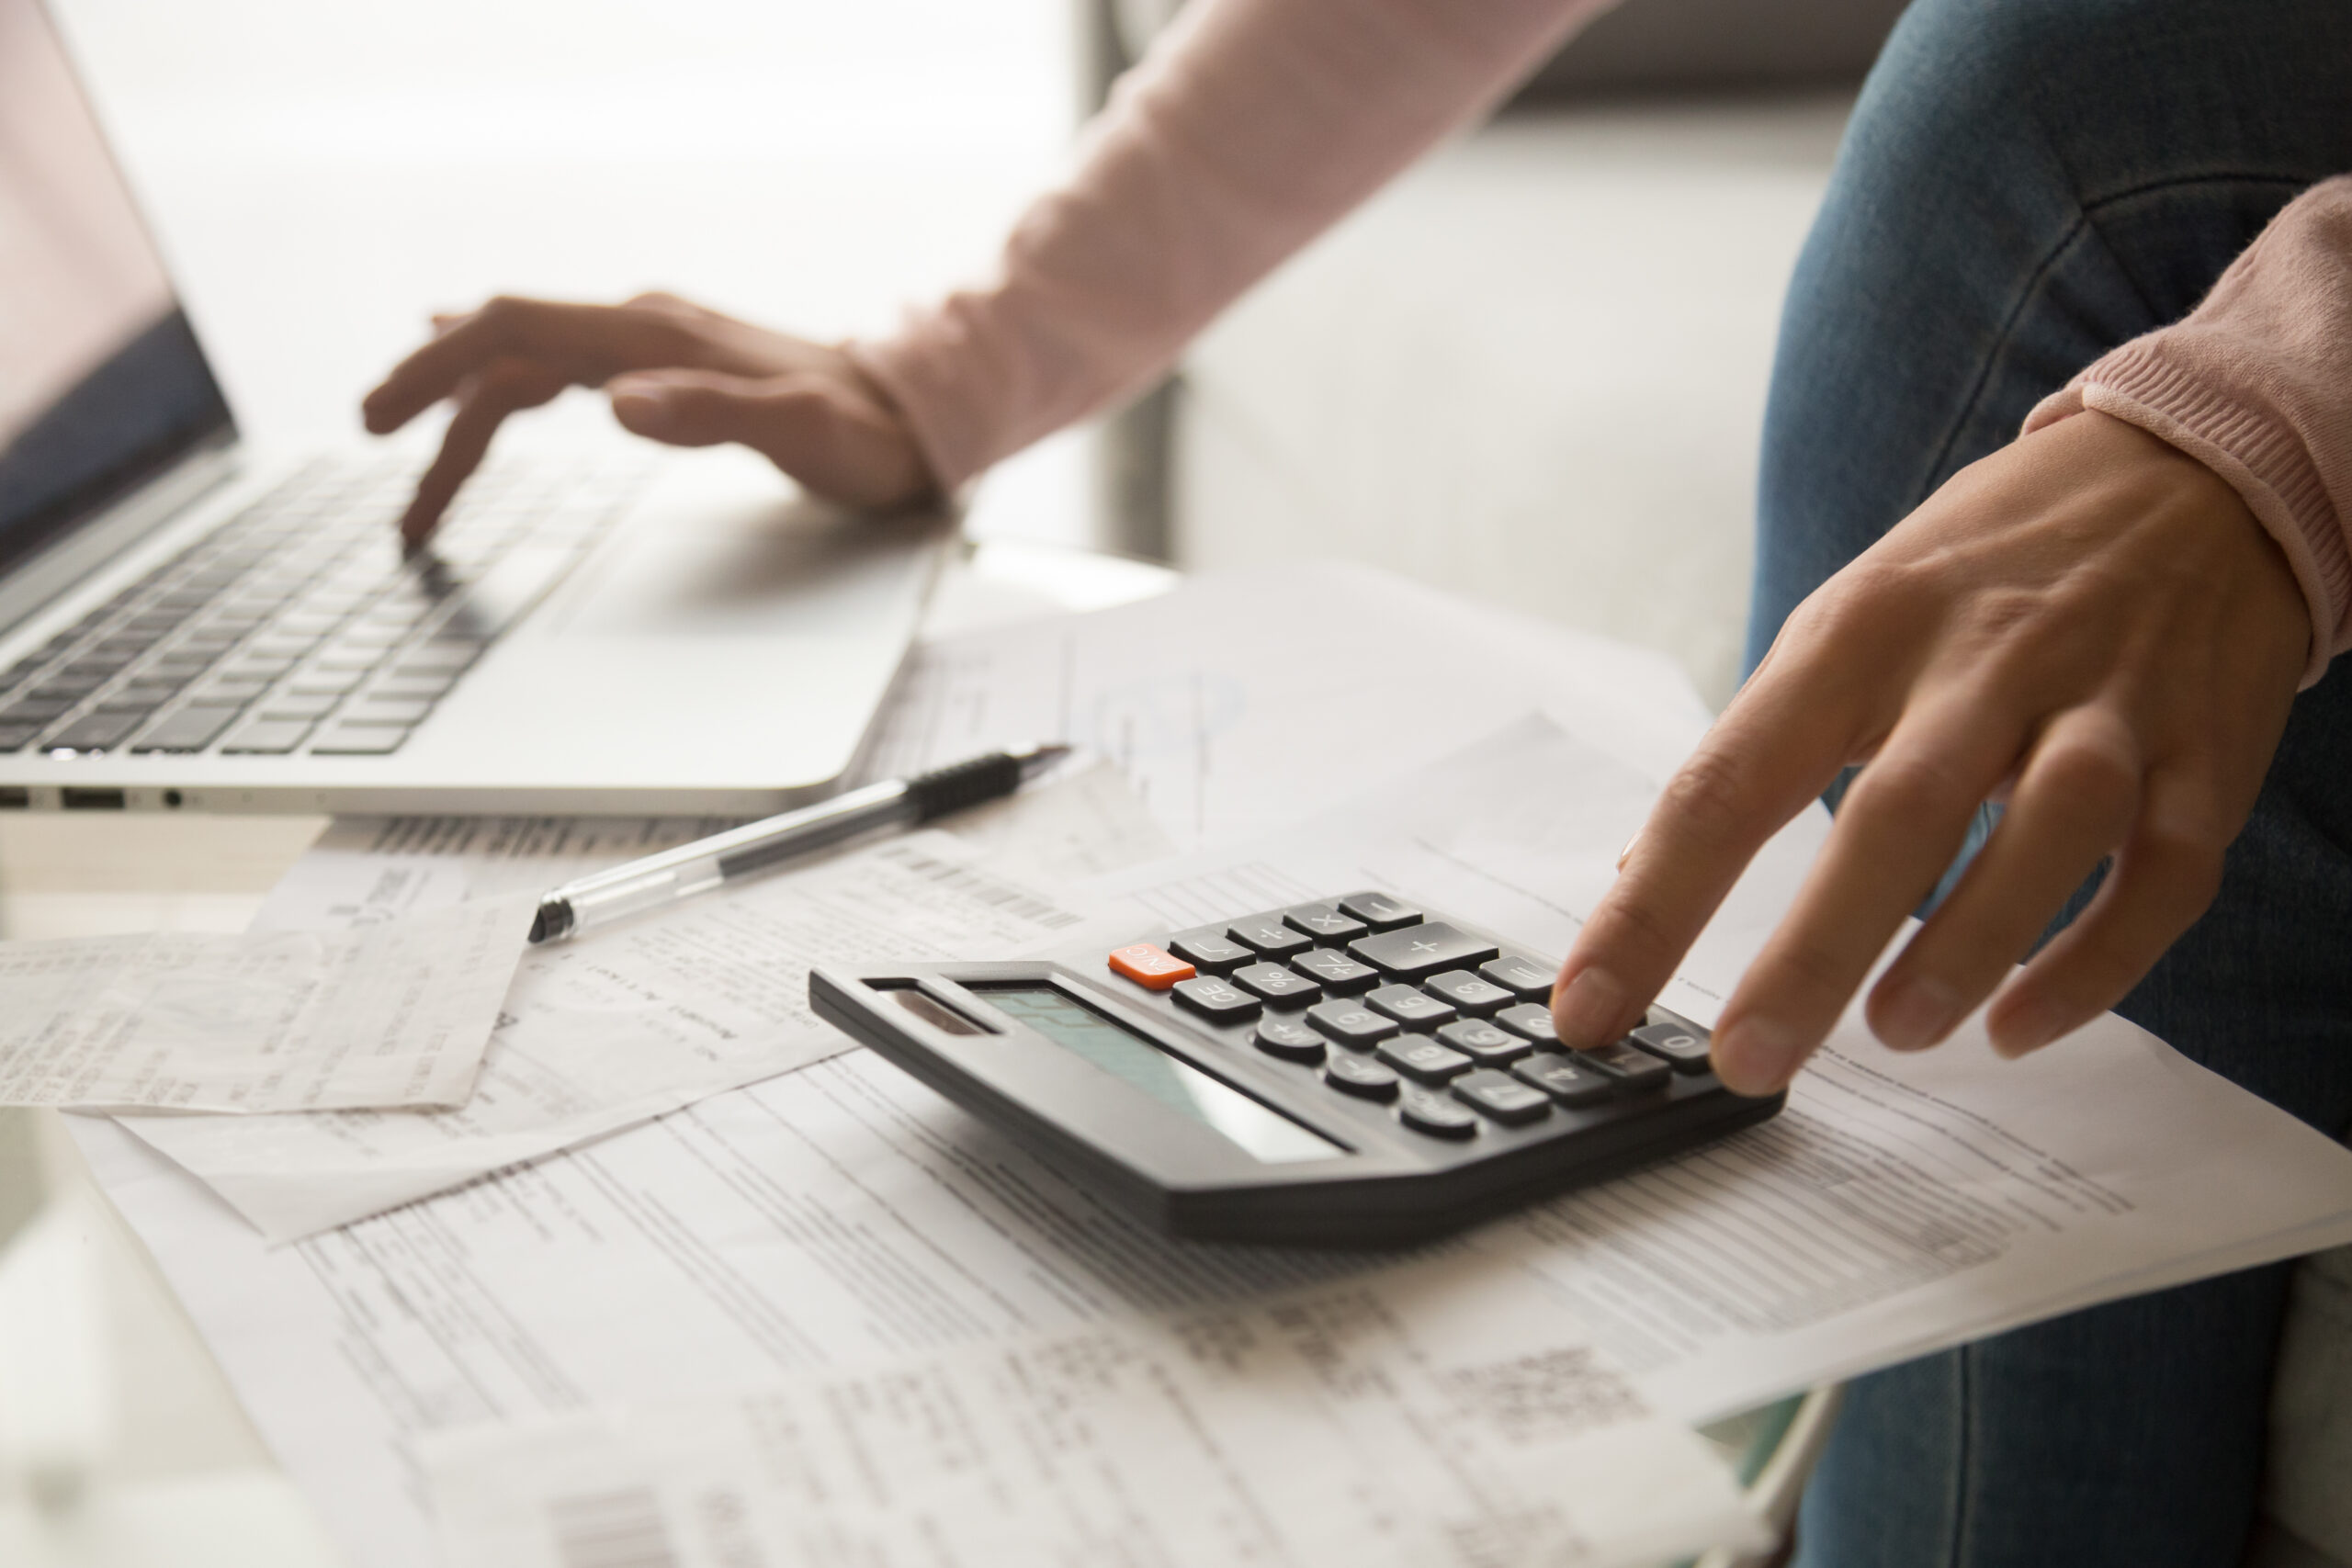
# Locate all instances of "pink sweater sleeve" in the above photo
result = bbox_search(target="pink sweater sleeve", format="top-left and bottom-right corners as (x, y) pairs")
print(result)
(847, 0), (1611, 492)
(2024, 175), (2352, 687)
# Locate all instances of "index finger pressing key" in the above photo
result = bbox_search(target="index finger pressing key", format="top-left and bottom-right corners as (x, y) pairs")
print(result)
(1552, 668), (1857, 1053)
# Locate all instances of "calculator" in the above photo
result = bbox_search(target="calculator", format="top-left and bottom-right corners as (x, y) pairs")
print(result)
(808, 892), (1781, 1247)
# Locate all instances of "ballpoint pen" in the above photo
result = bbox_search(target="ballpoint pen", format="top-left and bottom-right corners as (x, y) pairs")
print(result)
(527, 741), (1071, 943)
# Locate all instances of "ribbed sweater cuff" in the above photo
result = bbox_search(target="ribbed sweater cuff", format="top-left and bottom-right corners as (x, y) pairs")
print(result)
(2025, 345), (2346, 689)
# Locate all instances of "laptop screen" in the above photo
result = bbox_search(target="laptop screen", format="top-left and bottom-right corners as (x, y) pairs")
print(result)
(0, 0), (233, 583)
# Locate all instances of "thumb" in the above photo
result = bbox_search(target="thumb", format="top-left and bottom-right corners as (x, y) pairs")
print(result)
(607, 368), (932, 509)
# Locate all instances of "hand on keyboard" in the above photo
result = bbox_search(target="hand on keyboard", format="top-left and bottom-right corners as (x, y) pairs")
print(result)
(361, 292), (936, 544)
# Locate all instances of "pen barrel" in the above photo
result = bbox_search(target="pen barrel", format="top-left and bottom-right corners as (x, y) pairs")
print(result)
(905, 751), (1023, 821)
(548, 780), (913, 939)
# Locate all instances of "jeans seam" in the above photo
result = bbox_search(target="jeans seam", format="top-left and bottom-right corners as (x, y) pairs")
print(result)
(1912, 169), (2319, 512)
(1949, 1344), (1974, 1568)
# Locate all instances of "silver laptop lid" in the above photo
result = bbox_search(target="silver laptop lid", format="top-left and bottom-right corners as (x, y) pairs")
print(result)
(0, 0), (237, 637)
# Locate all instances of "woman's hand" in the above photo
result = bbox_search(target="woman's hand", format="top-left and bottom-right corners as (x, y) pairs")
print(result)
(361, 292), (936, 545)
(1552, 410), (2311, 1092)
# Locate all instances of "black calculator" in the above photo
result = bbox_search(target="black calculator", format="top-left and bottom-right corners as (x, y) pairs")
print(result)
(809, 892), (1781, 1247)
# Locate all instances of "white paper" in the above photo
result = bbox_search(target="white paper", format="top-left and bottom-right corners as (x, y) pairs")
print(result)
(62, 716), (2352, 1568)
(859, 559), (1714, 848)
(421, 1259), (1760, 1568)
(120, 829), (1108, 1241)
(0, 894), (533, 1112)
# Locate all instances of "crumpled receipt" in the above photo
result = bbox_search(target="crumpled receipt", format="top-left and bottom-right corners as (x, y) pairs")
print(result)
(0, 894), (536, 1112)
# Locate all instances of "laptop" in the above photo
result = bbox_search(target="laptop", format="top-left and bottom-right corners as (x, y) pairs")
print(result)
(0, 0), (951, 816)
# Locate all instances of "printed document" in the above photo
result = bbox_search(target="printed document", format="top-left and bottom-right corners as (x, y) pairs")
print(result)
(860, 559), (1714, 847)
(64, 716), (2352, 1568)
(0, 893), (531, 1112)
(422, 1260), (1760, 1568)
(120, 827), (1113, 1242)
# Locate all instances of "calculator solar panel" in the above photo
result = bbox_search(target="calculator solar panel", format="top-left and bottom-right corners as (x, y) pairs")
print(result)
(809, 893), (1781, 1247)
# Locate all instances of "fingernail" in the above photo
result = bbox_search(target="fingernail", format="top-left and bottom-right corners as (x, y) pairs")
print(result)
(1713, 1014), (1805, 1096)
(1873, 976), (1960, 1051)
(1617, 830), (1640, 870)
(1992, 996), (2065, 1058)
(1552, 966), (1624, 1046)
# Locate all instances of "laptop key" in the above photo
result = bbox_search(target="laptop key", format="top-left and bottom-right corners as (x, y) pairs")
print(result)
(47, 712), (141, 752)
(132, 705), (242, 753)
(0, 697), (73, 726)
(220, 719), (316, 755)
(368, 672), (457, 701)
(290, 669), (365, 696)
(259, 693), (339, 720)
(345, 697), (431, 727)
(309, 722), (410, 755)
(0, 723), (40, 751)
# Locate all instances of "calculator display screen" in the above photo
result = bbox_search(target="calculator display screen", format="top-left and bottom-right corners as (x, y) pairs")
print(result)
(983, 987), (1343, 1165)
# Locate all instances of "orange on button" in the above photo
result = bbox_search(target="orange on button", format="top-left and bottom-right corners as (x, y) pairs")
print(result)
(1107, 942), (1195, 990)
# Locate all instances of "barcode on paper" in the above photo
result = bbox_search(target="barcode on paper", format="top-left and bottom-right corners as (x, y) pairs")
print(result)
(547, 1487), (679, 1568)
(877, 843), (1083, 930)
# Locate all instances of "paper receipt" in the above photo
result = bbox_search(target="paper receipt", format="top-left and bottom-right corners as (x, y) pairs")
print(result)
(0, 894), (536, 1112)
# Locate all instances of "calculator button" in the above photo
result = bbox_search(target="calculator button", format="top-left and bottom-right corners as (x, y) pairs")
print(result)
(1282, 901), (1369, 944)
(1423, 969), (1513, 1017)
(1171, 976), (1260, 1023)
(1169, 930), (1253, 975)
(1336, 891), (1422, 931)
(1436, 1019), (1530, 1066)
(1291, 947), (1379, 994)
(1323, 1054), (1400, 1100)
(1397, 1087), (1480, 1139)
(1252, 1018), (1326, 1064)
(1306, 1000), (1399, 1049)
(1347, 922), (1498, 981)
(1585, 1040), (1672, 1093)
(1451, 1069), (1552, 1126)
(1106, 943), (1195, 991)
(1494, 1002), (1560, 1044)
(1376, 1034), (1474, 1084)
(1510, 1052), (1616, 1108)
(1630, 1020), (1714, 1074)
(1479, 953), (1556, 1002)
(1227, 914), (1314, 959)
(1233, 961), (1322, 1009)
(1364, 983), (1457, 1030)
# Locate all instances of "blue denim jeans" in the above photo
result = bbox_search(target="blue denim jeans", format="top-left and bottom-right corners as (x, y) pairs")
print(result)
(1749, 1), (2352, 1562)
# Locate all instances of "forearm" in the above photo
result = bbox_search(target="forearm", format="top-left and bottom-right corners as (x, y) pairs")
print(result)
(850, 0), (1609, 491)
(2024, 175), (2352, 685)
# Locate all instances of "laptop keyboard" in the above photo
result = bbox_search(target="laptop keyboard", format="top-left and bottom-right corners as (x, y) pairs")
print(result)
(0, 457), (637, 760)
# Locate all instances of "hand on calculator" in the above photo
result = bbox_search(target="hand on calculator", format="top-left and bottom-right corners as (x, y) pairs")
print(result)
(1550, 412), (2305, 1098)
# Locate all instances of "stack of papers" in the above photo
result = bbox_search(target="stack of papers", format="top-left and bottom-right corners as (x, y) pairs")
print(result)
(45, 566), (2352, 1568)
